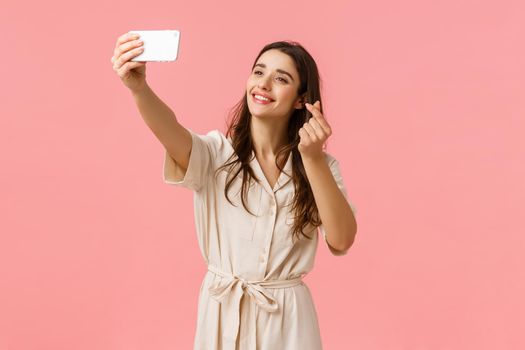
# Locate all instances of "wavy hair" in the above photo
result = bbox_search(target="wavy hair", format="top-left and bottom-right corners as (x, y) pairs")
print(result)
(213, 41), (325, 244)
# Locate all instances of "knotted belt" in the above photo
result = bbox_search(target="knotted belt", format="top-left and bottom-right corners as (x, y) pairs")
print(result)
(207, 264), (304, 348)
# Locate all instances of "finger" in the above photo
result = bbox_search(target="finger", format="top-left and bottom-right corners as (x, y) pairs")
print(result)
(305, 103), (331, 135)
(116, 32), (141, 49)
(113, 46), (145, 70)
(305, 102), (322, 120)
(307, 118), (327, 139)
(303, 124), (319, 142)
(116, 60), (145, 78)
(311, 112), (331, 135)
(113, 38), (143, 63)
(298, 127), (311, 144)
(112, 32), (141, 61)
(306, 100), (322, 112)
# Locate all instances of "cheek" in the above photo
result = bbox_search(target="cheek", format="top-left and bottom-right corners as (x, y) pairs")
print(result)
(246, 77), (255, 89)
(278, 88), (297, 103)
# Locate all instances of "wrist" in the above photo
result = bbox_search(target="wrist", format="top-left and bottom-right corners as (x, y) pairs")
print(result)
(130, 81), (149, 96)
(300, 152), (324, 164)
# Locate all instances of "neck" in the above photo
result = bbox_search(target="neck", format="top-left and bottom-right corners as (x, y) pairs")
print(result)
(250, 115), (289, 159)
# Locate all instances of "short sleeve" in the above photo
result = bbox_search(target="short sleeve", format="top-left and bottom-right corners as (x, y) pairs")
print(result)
(319, 155), (358, 256)
(162, 128), (223, 192)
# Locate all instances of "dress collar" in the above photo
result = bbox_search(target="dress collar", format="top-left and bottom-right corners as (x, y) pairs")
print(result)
(226, 134), (293, 196)
(249, 149), (293, 196)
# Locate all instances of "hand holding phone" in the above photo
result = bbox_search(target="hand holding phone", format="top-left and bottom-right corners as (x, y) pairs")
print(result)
(129, 30), (181, 62)
(111, 32), (148, 91)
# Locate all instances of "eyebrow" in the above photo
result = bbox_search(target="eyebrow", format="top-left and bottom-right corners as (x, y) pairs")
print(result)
(253, 63), (295, 82)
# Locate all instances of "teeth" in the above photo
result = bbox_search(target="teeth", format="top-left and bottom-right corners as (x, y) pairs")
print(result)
(254, 94), (271, 102)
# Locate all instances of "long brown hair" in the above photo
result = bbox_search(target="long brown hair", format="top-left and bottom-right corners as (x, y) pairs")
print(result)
(213, 41), (325, 244)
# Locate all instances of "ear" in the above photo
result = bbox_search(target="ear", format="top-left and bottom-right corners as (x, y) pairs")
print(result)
(294, 93), (308, 109)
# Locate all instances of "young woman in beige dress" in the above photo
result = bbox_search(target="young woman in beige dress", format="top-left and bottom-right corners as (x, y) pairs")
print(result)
(111, 32), (358, 350)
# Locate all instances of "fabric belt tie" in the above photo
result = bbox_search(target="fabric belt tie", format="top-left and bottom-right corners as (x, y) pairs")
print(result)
(207, 264), (304, 348)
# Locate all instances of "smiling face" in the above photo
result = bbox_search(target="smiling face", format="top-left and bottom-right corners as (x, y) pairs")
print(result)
(246, 49), (305, 121)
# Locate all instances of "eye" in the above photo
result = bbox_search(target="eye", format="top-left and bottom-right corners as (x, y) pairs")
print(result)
(253, 70), (288, 83)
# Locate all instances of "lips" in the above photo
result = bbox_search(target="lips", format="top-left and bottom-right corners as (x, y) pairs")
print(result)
(252, 94), (273, 104)
(252, 91), (274, 101)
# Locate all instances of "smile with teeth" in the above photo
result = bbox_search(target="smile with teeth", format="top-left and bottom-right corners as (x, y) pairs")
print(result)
(252, 94), (273, 103)
(255, 94), (270, 101)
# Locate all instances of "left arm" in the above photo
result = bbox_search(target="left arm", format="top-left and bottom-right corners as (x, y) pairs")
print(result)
(298, 100), (357, 252)
(302, 156), (357, 252)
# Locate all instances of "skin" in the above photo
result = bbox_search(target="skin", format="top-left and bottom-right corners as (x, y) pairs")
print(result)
(111, 35), (355, 253)
(246, 50), (355, 252)
(246, 49), (306, 160)
(246, 49), (332, 163)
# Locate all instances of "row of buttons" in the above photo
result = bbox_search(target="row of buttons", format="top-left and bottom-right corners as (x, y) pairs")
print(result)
(260, 198), (277, 263)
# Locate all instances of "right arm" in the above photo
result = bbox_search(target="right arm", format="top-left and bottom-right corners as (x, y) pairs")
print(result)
(111, 32), (192, 175)
(131, 84), (192, 171)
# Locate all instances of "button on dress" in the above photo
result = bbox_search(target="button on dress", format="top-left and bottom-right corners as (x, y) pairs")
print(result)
(162, 128), (357, 350)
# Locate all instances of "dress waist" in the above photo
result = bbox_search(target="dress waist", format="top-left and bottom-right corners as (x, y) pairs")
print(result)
(206, 264), (304, 347)
(207, 264), (304, 289)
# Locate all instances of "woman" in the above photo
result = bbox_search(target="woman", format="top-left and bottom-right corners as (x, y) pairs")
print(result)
(111, 33), (358, 350)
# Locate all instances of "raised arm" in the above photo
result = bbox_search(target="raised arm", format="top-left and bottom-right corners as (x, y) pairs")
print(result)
(131, 84), (192, 171)
(111, 32), (193, 171)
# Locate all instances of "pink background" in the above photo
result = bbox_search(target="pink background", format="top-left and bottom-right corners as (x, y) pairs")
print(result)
(1, 0), (524, 349)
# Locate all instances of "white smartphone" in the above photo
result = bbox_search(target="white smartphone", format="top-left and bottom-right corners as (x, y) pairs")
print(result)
(128, 30), (181, 62)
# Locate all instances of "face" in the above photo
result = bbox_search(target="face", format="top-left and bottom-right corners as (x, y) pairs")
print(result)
(246, 49), (305, 121)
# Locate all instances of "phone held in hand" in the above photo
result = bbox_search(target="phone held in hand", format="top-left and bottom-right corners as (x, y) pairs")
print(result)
(129, 30), (181, 62)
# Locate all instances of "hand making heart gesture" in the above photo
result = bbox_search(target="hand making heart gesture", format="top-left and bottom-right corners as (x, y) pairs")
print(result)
(298, 100), (332, 161)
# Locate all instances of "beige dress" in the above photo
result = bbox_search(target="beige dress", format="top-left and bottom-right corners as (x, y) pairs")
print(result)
(162, 128), (357, 350)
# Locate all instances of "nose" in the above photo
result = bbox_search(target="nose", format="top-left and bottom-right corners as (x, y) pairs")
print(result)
(257, 74), (272, 91)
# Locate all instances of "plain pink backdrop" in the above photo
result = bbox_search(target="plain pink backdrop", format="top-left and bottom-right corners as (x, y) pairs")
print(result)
(1, 0), (524, 349)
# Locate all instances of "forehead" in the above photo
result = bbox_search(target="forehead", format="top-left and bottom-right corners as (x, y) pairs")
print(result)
(255, 50), (298, 77)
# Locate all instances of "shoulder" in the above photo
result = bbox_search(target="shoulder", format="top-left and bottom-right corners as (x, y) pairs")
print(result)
(205, 128), (225, 139)
(191, 129), (236, 163)
(187, 128), (229, 152)
(192, 128), (225, 142)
